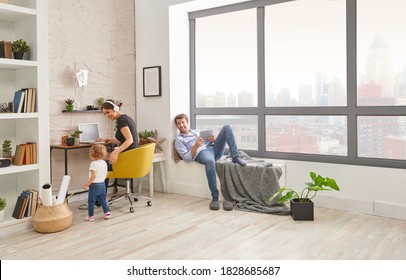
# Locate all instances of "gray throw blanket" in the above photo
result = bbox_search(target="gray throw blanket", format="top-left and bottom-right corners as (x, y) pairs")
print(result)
(216, 152), (290, 215)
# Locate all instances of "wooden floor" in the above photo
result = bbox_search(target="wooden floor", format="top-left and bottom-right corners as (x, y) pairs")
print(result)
(1, 192), (406, 260)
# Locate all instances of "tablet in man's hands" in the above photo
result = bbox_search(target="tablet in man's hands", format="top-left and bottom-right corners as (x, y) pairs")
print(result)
(199, 129), (213, 141)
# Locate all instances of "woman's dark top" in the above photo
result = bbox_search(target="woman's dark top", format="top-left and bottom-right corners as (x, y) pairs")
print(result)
(115, 114), (139, 151)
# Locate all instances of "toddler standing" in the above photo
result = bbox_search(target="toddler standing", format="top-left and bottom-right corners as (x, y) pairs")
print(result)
(83, 144), (111, 221)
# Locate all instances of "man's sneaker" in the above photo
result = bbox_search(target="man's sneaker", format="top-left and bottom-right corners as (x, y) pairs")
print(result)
(85, 216), (95, 222)
(104, 212), (111, 219)
(232, 156), (246, 166)
(223, 200), (234, 211)
(209, 200), (220, 210)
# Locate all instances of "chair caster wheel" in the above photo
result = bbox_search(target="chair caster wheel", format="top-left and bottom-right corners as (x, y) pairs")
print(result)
(147, 201), (152, 206)
(130, 207), (134, 213)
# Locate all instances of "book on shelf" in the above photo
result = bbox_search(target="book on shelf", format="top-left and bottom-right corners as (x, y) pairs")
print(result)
(12, 188), (38, 219)
(0, 41), (12, 59)
(12, 144), (25, 166)
(26, 142), (37, 164)
(27, 189), (39, 216)
(21, 191), (32, 217)
(26, 88), (33, 113)
(13, 90), (25, 113)
(12, 88), (37, 113)
(0, 41), (4, 58)
(22, 88), (29, 113)
(22, 143), (31, 165)
(31, 88), (37, 112)
(12, 142), (37, 165)
(12, 194), (28, 219)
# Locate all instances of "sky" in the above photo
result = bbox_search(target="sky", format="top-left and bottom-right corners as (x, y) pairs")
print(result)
(195, 0), (406, 99)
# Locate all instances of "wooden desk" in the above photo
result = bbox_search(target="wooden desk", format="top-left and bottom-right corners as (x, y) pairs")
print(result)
(50, 144), (97, 178)
(50, 144), (167, 197)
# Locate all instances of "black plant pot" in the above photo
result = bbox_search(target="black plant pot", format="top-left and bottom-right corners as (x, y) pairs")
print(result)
(13, 52), (24, 60)
(290, 198), (314, 221)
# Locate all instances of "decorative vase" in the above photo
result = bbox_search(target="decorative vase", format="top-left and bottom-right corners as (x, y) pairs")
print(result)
(13, 52), (24, 60)
(66, 104), (74, 112)
(2, 150), (12, 158)
(290, 198), (314, 221)
(74, 137), (80, 146)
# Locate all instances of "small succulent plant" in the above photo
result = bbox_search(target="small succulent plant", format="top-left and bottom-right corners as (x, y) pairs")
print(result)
(65, 98), (75, 105)
(2, 139), (12, 152)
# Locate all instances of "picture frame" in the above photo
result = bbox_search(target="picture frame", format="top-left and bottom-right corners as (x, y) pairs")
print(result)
(143, 66), (161, 97)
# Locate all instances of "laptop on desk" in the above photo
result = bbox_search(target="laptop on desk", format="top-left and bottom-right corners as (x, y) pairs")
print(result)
(78, 123), (106, 144)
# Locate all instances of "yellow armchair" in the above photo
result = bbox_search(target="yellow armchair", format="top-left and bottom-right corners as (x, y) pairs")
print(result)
(107, 143), (155, 212)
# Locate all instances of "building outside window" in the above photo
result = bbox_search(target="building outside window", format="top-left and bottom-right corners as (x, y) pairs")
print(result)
(190, 0), (406, 168)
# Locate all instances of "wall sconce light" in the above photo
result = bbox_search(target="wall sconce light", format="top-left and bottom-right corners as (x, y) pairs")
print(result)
(76, 69), (88, 87)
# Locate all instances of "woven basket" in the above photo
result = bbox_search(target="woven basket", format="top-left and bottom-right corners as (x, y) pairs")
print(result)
(32, 197), (73, 233)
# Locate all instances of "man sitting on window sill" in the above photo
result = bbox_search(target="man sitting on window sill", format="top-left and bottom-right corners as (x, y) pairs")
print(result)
(174, 113), (246, 211)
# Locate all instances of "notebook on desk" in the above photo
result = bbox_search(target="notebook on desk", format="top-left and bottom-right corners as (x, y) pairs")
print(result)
(78, 123), (106, 144)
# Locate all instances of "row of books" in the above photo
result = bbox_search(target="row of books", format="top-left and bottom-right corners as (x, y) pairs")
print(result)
(12, 189), (38, 219)
(0, 40), (12, 59)
(12, 142), (37, 166)
(13, 88), (37, 113)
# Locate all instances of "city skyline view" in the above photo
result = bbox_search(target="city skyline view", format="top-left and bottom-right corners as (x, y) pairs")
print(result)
(194, 0), (406, 160)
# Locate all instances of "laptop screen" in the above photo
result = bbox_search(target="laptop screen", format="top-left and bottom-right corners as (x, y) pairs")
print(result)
(78, 123), (100, 143)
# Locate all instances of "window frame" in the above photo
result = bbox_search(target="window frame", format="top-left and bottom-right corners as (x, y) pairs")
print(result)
(189, 0), (406, 169)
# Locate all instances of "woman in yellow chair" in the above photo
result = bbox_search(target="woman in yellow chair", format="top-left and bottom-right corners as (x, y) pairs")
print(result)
(98, 99), (139, 193)
(79, 99), (139, 210)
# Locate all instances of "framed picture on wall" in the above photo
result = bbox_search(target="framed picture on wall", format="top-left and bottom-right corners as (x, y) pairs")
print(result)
(143, 66), (161, 97)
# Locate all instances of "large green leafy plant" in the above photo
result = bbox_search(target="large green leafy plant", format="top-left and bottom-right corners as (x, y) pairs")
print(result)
(270, 171), (340, 203)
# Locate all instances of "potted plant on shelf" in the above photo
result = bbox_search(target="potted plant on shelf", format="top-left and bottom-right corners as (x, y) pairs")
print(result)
(138, 129), (166, 152)
(115, 99), (122, 108)
(2, 139), (12, 158)
(96, 97), (105, 109)
(65, 98), (75, 112)
(71, 130), (83, 145)
(0, 197), (6, 222)
(270, 171), (340, 221)
(12, 39), (30, 60)
(138, 129), (155, 146)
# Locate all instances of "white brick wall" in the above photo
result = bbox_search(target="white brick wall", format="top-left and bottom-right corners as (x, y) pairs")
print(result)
(48, 0), (135, 193)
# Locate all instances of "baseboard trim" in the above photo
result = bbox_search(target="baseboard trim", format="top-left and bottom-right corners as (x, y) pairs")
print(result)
(314, 195), (406, 220)
(313, 195), (373, 215)
(170, 182), (210, 199)
(374, 201), (406, 220)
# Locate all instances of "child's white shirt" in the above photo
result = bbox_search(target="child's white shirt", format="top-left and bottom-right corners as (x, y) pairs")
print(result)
(89, 159), (107, 183)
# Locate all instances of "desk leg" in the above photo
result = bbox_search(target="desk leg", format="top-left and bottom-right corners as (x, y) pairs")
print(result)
(149, 166), (154, 197)
(64, 149), (68, 175)
(50, 147), (53, 183)
(159, 161), (167, 193)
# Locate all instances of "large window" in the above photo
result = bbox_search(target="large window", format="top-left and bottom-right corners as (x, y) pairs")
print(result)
(266, 116), (347, 156)
(357, 0), (406, 106)
(189, 0), (406, 169)
(265, 0), (346, 107)
(195, 9), (257, 108)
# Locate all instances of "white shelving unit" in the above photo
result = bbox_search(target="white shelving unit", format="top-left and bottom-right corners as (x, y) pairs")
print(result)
(0, 0), (49, 230)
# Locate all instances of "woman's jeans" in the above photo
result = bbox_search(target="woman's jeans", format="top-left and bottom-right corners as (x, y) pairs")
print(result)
(88, 182), (110, 216)
(194, 125), (239, 199)
(104, 160), (113, 190)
